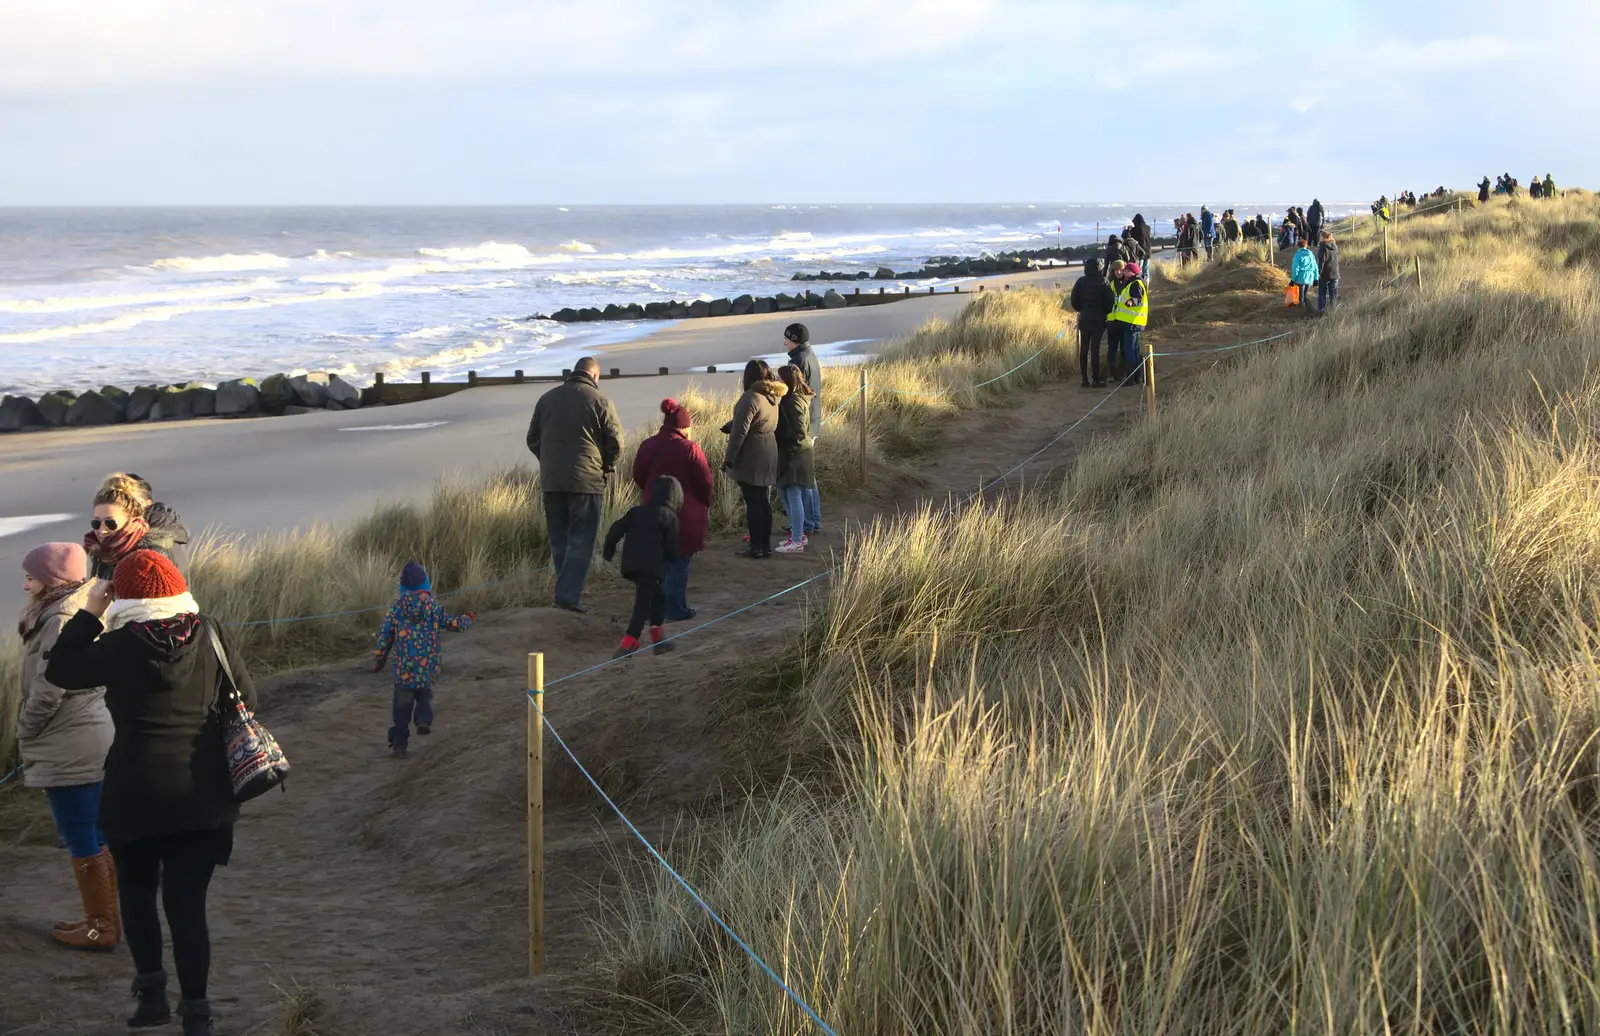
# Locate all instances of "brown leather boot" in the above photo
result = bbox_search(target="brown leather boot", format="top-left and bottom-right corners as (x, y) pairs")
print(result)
(54, 847), (115, 934)
(53, 851), (118, 951)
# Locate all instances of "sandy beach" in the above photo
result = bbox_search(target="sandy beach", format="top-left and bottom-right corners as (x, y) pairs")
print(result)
(0, 266), (1075, 619)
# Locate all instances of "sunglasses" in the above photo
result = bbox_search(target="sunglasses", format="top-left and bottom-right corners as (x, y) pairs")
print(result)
(90, 518), (122, 532)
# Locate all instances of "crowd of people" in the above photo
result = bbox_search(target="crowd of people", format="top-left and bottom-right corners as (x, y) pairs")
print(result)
(16, 474), (243, 1035)
(525, 325), (824, 658)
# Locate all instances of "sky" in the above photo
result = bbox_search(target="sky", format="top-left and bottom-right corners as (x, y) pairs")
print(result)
(0, 0), (1591, 205)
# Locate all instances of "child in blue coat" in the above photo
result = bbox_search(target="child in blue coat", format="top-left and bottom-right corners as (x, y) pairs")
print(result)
(373, 561), (474, 757)
(1290, 243), (1320, 314)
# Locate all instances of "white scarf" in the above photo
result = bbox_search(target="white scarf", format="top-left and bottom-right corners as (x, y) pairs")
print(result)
(105, 592), (200, 632)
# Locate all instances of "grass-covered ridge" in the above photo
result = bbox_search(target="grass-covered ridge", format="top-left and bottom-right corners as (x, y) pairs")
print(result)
(598, 193), (1600, 1034)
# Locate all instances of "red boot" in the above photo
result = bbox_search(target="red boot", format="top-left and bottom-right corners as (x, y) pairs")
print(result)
(613, 635), (640, 659)
(650, 626), (676, 656)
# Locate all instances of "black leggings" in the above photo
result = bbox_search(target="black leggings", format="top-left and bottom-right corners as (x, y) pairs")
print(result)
(740, 482), (772, 551)
(627, 575), (666, 638)
(111, 829), (229, 1002)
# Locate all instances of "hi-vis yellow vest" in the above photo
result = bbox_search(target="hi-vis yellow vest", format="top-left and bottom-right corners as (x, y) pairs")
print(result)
(1110, 278), (1149, 326)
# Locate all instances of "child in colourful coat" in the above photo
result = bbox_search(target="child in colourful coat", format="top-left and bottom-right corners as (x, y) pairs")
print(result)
(373, 561), (474, 758)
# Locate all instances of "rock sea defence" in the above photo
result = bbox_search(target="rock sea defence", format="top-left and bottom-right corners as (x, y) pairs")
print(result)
(0, 371), (366, 434)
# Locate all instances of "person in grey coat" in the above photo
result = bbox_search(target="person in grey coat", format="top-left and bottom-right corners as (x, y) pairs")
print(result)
(525, 357), (624, 612)
(17, 541), (117, 952)
(723, 360), (787, 559)
(783, 323), (824, 535)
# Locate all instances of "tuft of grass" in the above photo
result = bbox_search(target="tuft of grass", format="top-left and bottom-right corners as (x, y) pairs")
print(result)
(593, 192), (1600, 1033)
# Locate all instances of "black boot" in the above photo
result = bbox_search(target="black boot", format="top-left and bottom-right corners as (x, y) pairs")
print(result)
(128, 971), (172, 1028)
(176, 999), (213, 1036)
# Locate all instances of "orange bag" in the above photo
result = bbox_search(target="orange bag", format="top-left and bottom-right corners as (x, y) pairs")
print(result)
(1284, 284), (1300, 307)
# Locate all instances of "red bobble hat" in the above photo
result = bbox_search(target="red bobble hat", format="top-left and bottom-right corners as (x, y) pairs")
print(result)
(113, 549), (188, 601)
(660, 398), (692, 430)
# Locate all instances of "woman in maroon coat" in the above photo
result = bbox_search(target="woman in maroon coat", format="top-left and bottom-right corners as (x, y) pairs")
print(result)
(632, 399), (714, 620)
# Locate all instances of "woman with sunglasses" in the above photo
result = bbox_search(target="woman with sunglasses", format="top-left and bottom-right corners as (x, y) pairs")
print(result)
(85, 473), (190, 582)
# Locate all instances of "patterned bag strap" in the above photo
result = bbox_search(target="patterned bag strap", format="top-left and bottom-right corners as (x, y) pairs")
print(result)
(202, 618), (243, 709)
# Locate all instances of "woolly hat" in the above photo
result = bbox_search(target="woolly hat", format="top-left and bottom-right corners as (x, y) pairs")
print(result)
(660, 398), (692, 430)
(113, 549), (187, 602)
(23, 542), (88, 588)
(401, 560), (430, 592)
(783, 322), (810, 346)
(1124, 262), (1142, 277)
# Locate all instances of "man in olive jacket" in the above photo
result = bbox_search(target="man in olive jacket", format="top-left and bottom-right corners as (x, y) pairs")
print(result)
(526, 357), (624, 612)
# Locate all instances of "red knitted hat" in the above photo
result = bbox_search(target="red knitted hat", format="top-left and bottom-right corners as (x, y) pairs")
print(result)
(660, 398), (692, 430)
(113, 550), (187, 601)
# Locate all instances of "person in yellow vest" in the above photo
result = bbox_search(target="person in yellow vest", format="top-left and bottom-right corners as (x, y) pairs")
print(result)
(1108, 261), (1149, 385)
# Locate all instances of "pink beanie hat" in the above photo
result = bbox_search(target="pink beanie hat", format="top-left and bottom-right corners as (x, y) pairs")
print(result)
(23, 542), (89, 588)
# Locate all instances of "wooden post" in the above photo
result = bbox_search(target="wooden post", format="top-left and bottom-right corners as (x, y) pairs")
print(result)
(1414, 255), (1422, 292)
(420, 371), (431, 398)
(609, 368), (620, 379)
(1383, 222), (1389, 267)
(468, 370), (478, 387)
(514, 370), (524, 384)
(857, 368), (868, 484)
(374, 372), (386, 387)
(658, 366), (669, 375)
(528, 652), (545, 977)
(1145, 338), (1156, 416)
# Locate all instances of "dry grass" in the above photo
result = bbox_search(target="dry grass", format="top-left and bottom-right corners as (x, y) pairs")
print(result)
(595, 192), (1600, 1034)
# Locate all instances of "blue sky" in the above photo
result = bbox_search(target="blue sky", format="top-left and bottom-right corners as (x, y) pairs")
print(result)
(0, 0), (1589, 204)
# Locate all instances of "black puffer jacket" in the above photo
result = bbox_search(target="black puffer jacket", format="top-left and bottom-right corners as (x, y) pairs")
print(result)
(1069, 261), (1117, 330)
(1317, 241), (1340, 284)
(46, 610), (256, 842)
(603, 476), (682, 580)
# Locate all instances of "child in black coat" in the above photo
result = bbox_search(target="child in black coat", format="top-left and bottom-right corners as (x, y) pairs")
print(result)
(603, 475), (683, 657)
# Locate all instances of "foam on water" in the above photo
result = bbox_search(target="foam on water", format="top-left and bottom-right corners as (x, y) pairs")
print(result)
(149, 252), (292, 272)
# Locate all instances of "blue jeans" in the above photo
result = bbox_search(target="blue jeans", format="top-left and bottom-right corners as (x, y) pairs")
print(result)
(663, 555), (693, 619)
(544, 491), (603, 608)
(779, 484), (807, 542)
(46, 783), (105, 857)
(801, 484), (821, 533)
(1122, 326), (1144, 381)
(1318, 279), (1339, 311)
(390, 684), (434, 750)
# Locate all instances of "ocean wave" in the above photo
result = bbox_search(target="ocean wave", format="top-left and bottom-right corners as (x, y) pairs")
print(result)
(417, 241), (534, 263)
(149, 252), (292, 273)
(399, 325), (455, 340)
(0, 282), (387, 345)
(558, 240), (597, 253)
(0, 277), (279, 315)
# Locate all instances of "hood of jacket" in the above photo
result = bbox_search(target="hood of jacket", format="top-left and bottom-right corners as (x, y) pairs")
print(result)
(394, 589), (435, 622)
(565, 369), (599, 390)
(650, 474), (684, 512)
(751, 378), (789, 404)
(143, 502), (191, 551)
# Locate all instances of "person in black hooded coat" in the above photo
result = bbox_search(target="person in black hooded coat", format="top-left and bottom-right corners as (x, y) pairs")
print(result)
(603, 475), (682, 657)
(1068, 258), (1116, 387)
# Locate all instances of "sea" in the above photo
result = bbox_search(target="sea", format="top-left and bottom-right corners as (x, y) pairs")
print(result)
(0, 203), (1359, 397)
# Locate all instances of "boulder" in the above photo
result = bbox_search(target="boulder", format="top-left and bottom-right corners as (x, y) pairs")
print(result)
(64, 390), (126, 427)
(578, 307), (602, 321)
(602, 303), (623, 319)
(98, 385), (131, 411)
(731, 294), (755, 316)
(822, 289), (849, 310)
(126, 386), (161, 423)
(753, 297), (776, 314)
(874, 266), (896, 279)
(192, 387), (217, 417)
(35, 392), (73, 427)
(0, 395), (48, 432)
(708, 298), (732, 318)
(287, 372), (331, 409)
(774, 293), (801, 312)
(215, 378), (262, 417)
(667, 302), (689, 319)
(148, 383), (205, 422)
(258, 374), (296, 413)
(550, 308), (581, 322)
(644, 302), (671, 319)
(687, 300), (711, 318)
(621, 303), (645, 319)
(326, 375), (362, 410)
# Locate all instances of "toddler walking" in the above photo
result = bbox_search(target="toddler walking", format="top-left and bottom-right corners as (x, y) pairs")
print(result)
(373, 561), (473, 758)
(603, 475), (683, 658)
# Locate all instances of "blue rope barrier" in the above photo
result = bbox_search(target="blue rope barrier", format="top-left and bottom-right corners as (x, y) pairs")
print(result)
(224, 564), (553, 629)
(527, 695), (840, 1035)
(974, 359), (1147, 495)
(876, 334), (1062, 399)
(1152, 328), (1301, 358)
(0, 763), (22, 790)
